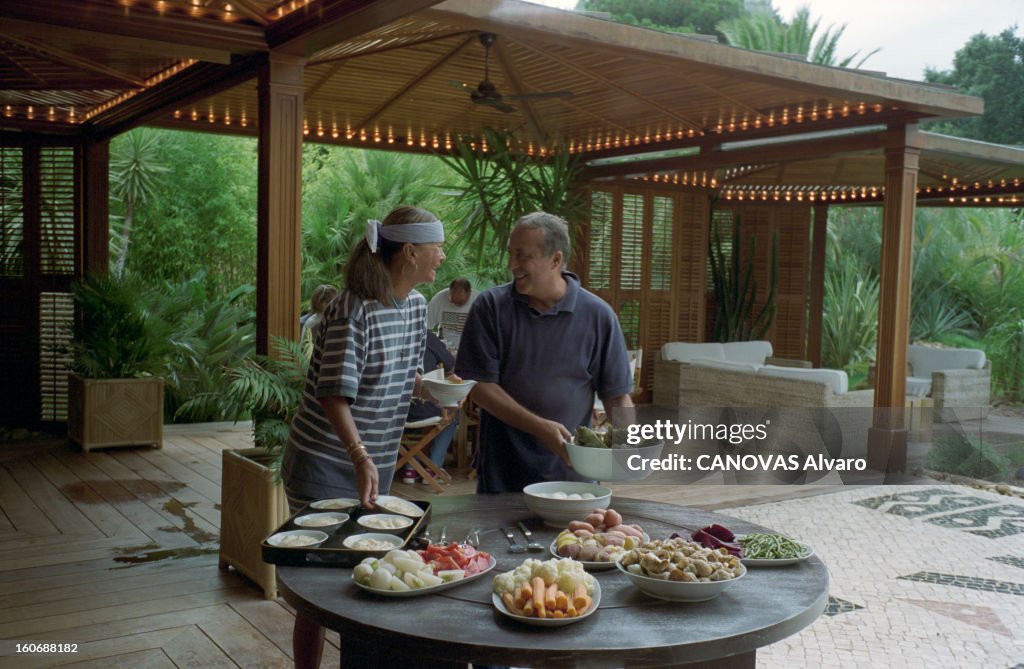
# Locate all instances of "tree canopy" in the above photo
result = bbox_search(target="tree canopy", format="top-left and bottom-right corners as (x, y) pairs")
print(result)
(923, 26), (1024, 145)
(575, 0), (746, 39)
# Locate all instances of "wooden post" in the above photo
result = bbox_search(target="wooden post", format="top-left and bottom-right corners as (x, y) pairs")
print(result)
(81, 138), (110, 276)
(868, 129), (919, 472)
(807, 204), (828, 367)
(256, 52), (305, 356)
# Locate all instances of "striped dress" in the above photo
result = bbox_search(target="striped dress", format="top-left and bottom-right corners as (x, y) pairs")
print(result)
(281, 290), (426, 502)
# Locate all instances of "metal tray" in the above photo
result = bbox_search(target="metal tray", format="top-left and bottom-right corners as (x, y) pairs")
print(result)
(261, 499), (431, 568)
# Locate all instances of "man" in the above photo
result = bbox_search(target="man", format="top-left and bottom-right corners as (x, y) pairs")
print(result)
(427, 277), (476, 349)
(455, 211), (633, 493)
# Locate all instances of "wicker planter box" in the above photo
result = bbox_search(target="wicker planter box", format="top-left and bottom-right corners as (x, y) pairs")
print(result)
(219, 447), (289, 599)
(67, 373), (164, 453)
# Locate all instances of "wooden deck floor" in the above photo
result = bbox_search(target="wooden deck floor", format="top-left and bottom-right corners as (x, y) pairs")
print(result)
(1, 422), (838, 668)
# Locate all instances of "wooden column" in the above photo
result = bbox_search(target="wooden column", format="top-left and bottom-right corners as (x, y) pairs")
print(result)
(868, 132), (919, 472)
(81, 139), (110, 276)
(807, 204), (828, 367)
(256, 53), (305, 356)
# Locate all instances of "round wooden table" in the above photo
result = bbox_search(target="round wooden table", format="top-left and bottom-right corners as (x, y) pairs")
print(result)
(277, 494), (828, 669)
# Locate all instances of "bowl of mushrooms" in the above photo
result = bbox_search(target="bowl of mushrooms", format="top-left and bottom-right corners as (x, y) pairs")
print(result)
(615, 537), (746, 602)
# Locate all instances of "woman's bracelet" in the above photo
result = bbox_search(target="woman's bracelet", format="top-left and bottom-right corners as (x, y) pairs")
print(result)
(346, 440), (370, 464)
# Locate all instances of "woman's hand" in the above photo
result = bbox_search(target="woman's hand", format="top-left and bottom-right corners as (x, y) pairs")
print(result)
(354, 457), (379, 509)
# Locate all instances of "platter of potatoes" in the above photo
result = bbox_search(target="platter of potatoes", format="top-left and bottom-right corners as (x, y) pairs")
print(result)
(549, 507), (647, 570)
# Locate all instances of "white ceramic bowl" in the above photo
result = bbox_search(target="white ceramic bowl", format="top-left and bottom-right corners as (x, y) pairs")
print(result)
(615, 558), (746, 602)
(293, 512), (349, 529)
(522, 481), (612, 527)
(357, 513), (414, 533)
(566, 440), (665, 482)
(342, 532), (405, 551)
(310, 497), (359, 511)
(267, 529), (328, 548)
(421, 378), (476, 407)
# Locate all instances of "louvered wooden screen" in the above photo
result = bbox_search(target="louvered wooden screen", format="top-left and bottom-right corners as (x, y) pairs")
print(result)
(717, 203), (811, 360)
(39, 291), (73, 421)
(1, 147), (24, 277)
(772, 206), (811, 359)
(39, 147), (76, 276)
(0, 145), (31, 426)
(587, 190), (613, 293)
(584, 185), (710, 394)
(0, 141), (80, 427)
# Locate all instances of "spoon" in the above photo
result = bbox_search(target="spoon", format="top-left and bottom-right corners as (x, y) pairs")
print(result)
(516, 521), (545, 552)
(500, 526), (527, 553)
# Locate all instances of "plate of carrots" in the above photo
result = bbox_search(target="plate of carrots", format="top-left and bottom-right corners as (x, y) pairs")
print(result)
(492, 577), (601, 627)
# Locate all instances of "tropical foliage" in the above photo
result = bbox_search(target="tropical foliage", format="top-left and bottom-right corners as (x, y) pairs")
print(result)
(924, 27), (1024, 144)
(438, 127), (586, 285)
(110, 129), (168, 277)
(717, 6), (878, 67)
(576, 0), (746, 39)
(66, 274), (172, 379)
(708, 216), (778, 342)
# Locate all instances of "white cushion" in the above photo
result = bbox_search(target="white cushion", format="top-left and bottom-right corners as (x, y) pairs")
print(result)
(661, 342), (725, 363)
(758, 365), (849, 395)
(688, 357), (762, 373)
(906, 376), (932, 398)
(722, 340), (773, 366)
(405, 416), (442, 429)
(907, 345), (986, 377)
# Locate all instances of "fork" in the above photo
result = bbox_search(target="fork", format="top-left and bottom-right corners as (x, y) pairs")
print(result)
(516, 521), (544, 552)
(500, 526), (527, 553)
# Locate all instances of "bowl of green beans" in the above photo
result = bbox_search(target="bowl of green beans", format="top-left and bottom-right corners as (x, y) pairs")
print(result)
(738, 533), (813, 566)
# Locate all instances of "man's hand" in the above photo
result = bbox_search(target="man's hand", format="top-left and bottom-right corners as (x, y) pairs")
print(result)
(536, 418), (572, 465)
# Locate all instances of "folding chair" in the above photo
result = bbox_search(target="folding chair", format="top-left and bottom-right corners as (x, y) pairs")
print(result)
(396, 408), (455, 493)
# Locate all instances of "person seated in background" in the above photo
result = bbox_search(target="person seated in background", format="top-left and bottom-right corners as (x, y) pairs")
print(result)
(401, 330), (460, 483)
(426, 277), (476, 349)
(299, 284), (338, 357)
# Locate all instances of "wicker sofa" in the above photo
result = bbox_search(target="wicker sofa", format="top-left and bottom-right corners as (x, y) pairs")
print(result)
(652, 341), (874, 408)
(906, 345), (991, 421)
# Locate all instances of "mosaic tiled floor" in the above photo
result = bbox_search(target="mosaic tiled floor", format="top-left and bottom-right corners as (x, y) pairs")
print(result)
(722, 484), (1024, 668)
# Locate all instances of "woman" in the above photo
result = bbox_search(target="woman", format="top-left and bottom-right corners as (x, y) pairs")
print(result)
(280, 205), (445, 669)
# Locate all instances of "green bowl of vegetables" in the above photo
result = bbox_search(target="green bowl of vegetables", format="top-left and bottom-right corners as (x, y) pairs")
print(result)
(738, 533), (814, 566)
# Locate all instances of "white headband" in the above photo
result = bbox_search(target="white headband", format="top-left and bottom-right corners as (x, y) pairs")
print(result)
(364, 219), (445, 253)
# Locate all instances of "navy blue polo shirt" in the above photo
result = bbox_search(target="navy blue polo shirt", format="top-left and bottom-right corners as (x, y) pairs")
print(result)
(454, 272), (632, 493)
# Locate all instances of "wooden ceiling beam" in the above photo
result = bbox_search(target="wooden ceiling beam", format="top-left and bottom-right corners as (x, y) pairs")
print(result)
(577, 109), (924, 162)
(352, 34), (475, 132)
(86, 53), (264, 140)
(583, 126), (914, 180)
(0, 18), (233, 64)
(0, 32), (147, 87)
(225, 0), (270, 26)
(491, 38), (546, 143)
(0, 0), (266, 53)
(267, 0), (443, 56)
(309, 30), (474, 66)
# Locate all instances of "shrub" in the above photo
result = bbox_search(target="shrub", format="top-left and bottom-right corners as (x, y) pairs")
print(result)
(926, 434), (1012, 480)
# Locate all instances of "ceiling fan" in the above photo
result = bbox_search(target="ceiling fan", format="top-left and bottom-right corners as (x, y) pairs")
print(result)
(451, 32), (572, 114)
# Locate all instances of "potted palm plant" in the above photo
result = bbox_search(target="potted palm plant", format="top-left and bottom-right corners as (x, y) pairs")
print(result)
(179, 338), (307, 599)
(66, 274), (169, 453)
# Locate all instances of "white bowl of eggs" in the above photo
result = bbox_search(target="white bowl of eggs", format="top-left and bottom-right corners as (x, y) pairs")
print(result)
(522, 481), (612, 527)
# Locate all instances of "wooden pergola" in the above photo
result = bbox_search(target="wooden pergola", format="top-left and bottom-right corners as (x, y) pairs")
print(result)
(3, 0), (1024, 469)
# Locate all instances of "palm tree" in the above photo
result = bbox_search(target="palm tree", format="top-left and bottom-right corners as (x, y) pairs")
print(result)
(110, 129), (168, 277)
(718, 6), (878, 68)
